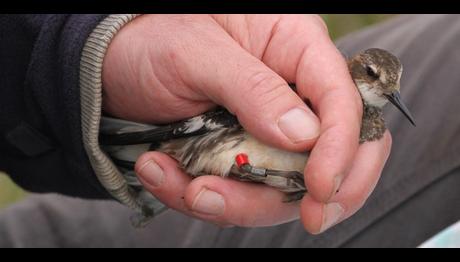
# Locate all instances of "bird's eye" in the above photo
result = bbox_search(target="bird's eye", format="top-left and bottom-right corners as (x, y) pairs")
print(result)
(366, 65), (379, 79)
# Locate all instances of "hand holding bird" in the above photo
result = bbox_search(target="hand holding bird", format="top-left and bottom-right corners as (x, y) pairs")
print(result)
(100, 14), (395, 233)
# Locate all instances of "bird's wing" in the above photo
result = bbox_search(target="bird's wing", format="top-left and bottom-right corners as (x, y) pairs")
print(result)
(99, 107), (240, 146)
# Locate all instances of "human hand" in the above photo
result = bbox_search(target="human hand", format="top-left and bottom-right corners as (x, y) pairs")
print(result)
(102, 14), (392, 233)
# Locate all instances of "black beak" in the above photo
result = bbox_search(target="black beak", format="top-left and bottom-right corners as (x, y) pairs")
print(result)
(384, 91), (416, 126)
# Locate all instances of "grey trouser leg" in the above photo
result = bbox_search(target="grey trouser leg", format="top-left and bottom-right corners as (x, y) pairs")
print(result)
(1, 14), (459, 247)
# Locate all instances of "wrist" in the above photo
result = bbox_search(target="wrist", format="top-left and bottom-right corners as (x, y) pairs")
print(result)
(79, 14), (142, 209)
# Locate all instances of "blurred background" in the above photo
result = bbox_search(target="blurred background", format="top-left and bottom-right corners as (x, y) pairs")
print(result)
(0, 14), (395, 210)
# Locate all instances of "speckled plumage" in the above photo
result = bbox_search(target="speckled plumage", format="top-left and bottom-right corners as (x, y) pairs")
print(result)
(360, 105), (386, 143)
(154, 48), (414, 200)
(101, 48), (414, 202)
(349, 48), (412, 144)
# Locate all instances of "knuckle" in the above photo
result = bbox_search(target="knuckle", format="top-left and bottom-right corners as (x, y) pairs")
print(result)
(317, 130), (347, 160)
(240, 70), (290, 108)
(305, 15), (329, 34)
(282, 14), (327, 32)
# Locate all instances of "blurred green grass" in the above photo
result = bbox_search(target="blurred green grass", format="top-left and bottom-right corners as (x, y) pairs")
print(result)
(321, 14), (394, 40)
(0, 172), (27, 209)
(0, 14), (395, 210)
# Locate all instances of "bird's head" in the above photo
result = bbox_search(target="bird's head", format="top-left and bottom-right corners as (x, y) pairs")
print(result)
(348, 48), (415, 125)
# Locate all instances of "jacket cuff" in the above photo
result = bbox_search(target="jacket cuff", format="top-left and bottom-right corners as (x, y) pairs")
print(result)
(79, 14), (142, 211)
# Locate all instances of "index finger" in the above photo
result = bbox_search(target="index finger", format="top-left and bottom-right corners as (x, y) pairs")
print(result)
(261, 15), (362, 203)
(298, 37), (362, 203)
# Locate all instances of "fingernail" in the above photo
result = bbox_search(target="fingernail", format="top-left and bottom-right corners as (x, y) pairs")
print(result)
(138, 160), (164, 187)
(278, 107), (320, 143)
(320, 202), (345, 233)
(192, 188), (225, 216)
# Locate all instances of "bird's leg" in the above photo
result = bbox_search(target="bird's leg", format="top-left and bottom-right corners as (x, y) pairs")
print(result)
(283, 191), (307, 203)
(229, 154), (307, 202)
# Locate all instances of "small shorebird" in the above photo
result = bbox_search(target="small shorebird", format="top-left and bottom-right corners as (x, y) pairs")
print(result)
(101, 48), (415, 202)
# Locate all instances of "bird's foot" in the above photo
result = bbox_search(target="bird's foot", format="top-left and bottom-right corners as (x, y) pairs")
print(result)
(283, 191), (306, 203)
(230, 153), (307, 201)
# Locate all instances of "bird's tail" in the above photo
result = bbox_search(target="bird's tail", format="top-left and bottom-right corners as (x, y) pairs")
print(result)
(98, 116), (170, 227)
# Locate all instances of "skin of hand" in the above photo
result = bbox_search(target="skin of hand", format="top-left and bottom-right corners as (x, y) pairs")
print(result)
(102, 14), (392, 233)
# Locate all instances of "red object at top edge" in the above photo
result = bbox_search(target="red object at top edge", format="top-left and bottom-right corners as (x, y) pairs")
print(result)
(235, 153), (249, 167)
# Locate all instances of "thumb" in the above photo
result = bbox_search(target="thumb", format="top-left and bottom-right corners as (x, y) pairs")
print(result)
(216, 62), (321, 152)
(180, 26), (320, 151)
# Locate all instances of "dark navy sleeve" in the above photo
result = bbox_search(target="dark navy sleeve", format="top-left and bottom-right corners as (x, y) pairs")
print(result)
(0, 14), (112, 199)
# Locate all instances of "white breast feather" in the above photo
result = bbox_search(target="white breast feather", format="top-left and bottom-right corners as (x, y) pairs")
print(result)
(358, 82), (388, 108)
(187, 132), (308, 177)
